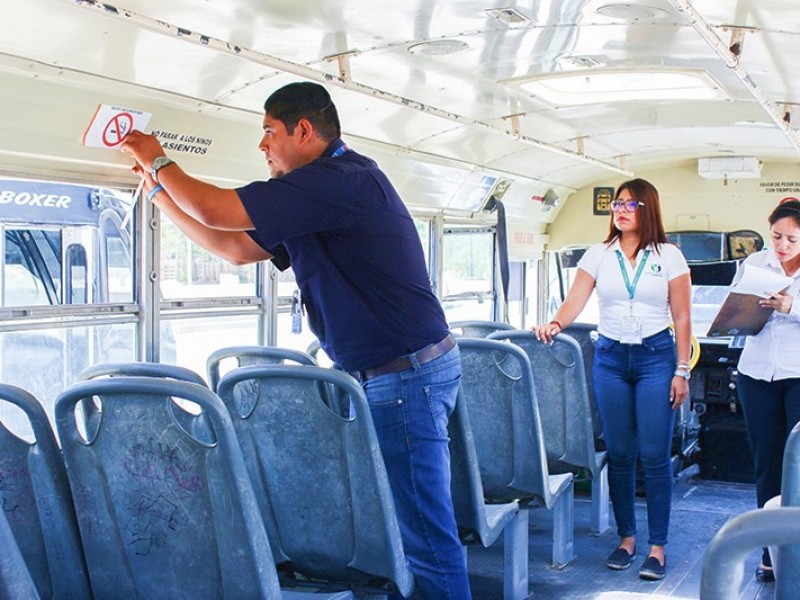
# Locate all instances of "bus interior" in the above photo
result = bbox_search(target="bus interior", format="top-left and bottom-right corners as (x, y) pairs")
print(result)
(2, 1), (800, 598)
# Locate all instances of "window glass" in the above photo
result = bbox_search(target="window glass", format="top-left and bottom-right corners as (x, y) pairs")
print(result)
(3, 229), (61, 306)
(441, 229), (494, 321)
(547, 249), (599, 325)
(0, 323), (136, 430)
(160, 217), (256, 298)
(161, 315), (259, 378)
(1, 184), (135, 307)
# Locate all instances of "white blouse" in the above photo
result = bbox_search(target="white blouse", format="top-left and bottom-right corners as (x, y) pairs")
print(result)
(578, 240), (689, 340)
(735, 249), (800, 382)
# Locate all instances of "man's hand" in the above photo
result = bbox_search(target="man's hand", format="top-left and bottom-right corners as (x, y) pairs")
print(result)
(121, 130), (167, 171)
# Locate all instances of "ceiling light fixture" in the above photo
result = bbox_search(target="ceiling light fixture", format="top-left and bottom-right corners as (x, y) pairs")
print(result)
(407, 40), (469, 56)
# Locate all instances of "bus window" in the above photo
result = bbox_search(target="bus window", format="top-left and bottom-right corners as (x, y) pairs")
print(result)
(64, 243), (87, 304)
(547, 246), (599, 325)
(441, 227), (495, 321)
(160, 217), (256, 299)
(3, 231), (52, 306)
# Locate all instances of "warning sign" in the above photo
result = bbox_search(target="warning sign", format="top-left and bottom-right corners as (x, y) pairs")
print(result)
(82, 104), (152, 149)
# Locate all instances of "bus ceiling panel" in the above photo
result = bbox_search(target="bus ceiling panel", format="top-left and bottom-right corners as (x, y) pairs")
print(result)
(0, 3), (292, 108)
(1, 0), (799, 190)
(0, 70), (267, 186)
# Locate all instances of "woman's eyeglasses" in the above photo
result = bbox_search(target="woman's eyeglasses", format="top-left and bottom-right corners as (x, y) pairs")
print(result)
(610, 200), (645, 212)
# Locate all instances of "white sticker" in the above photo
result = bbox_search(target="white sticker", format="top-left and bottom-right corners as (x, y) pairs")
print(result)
(82, 104), (152, 149)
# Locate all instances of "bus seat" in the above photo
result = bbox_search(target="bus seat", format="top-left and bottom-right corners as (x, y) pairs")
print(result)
(456, 338), (575, 568)
(216, 365), (415, 598)
(449, 320), (516, 338)
(487, 330), (610, 536)
(448, 385), (528, 600)
(700, 507), (800, 600)
(560, 323), (603, 444)
(77, 361), (211, 446)
(0, 383), (91, 599)
(79, 361), (208, 387)
(206, 345), (317, 392)
(306, 339), (334, 366)
(54, 376), (290, 599)
(0, 508), (39, 600)
(769, 420), (800, 594)
(206, 346), (347, 416)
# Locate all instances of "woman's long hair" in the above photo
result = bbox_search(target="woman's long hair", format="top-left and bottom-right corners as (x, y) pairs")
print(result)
(603, 178), (668, 255)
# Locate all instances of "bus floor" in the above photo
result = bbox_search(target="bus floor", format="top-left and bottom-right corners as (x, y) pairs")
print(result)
(466, 478), (774, 600)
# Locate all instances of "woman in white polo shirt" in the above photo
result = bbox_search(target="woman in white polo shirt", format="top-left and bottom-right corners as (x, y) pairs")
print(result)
(735, 198), (800, 583)
(534, 178), (691, 581)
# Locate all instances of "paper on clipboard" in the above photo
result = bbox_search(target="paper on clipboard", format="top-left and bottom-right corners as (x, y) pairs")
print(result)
(706, 264), (792, 337)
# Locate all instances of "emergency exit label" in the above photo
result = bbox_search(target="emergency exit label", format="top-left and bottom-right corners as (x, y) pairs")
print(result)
(82, 104), (152, 149)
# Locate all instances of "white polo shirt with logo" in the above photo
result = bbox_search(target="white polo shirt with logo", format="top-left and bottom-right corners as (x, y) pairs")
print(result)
(577, 240), (690, 341)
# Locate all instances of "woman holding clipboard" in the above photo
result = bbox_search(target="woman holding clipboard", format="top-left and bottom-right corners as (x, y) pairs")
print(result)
(534, 179), (692, 581)
(735, 198), (800, 583)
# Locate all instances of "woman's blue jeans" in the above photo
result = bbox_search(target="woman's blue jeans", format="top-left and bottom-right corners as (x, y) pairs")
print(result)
(592, 329), (676, 547)
(361, 345), (471, 600)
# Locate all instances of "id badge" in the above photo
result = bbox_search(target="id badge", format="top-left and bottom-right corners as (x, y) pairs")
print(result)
(291, 289), (303, 334)
(620, 314), (642, 344)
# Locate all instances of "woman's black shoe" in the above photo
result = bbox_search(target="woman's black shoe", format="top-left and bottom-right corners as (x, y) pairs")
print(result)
(755, 564), (775, 583)
(606, 547), (635, 570)
(639, 555), (666, 580)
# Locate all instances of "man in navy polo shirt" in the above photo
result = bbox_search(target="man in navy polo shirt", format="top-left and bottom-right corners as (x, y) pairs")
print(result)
(122, 82), (470, 599)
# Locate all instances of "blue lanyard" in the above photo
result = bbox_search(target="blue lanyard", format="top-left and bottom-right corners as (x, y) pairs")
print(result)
(615, 249), (650, 301)
(330, 143), (349, 158)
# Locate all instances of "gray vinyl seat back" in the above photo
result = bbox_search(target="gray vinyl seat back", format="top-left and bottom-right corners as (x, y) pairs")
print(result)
(79, 361), (208, 387)
(775, 420), (800, 597)
(701, 424), (800, 600)
(78, 362), (210, 443)
(447, 383), (520, 547)
(456, 337), (559, 508)
(54, 377), (282, 599)
(449, 320), (516, 338)
(561, 323), (603, 443)
(0, 508), (39, 599)
(207, 346), (317, 392)
(216, 365), (414, 597)
(0, 383), (91, 599)
(488, 331), (605, 478)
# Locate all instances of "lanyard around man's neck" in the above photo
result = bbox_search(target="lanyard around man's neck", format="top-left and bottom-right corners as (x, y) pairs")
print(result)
(330, 143), (349, 158)
(615, 249), (651, 301)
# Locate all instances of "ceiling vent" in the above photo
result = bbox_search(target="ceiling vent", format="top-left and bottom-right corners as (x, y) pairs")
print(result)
(698, 156), (762, 180)
(596, 4), (668, 21)
(485, 8), (531, 25)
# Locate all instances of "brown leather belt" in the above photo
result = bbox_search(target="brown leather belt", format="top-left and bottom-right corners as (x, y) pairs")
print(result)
(354, 334), (456, 381)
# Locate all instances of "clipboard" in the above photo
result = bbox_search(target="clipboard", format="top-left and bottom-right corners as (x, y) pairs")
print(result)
(706, 264), (792, 337)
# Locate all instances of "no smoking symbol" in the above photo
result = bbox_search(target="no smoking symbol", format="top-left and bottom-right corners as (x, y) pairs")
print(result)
(102, 112), (134, 147)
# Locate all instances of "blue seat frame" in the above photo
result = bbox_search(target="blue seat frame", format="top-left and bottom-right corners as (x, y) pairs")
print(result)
(456, 338), (575, 568)
(216, 365), (414, 598)
(488, 330), (610, 536)
(55, 376), (284, 599)
(449, 320), (516, 338)
(0, 383), (91, 599)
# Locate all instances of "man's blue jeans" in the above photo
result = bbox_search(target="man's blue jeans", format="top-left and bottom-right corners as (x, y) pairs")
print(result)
(361, 345), (471, 599)
(592, 329), (676, 547)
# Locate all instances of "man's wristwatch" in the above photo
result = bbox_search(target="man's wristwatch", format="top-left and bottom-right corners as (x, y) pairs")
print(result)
(150, 156), (174, 183)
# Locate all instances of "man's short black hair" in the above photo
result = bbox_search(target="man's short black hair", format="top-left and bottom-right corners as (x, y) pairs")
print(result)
(264, 82), (341, 141)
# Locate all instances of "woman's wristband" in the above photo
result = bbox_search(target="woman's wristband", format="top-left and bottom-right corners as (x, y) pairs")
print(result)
(146, 184), (164, 202)
(549, 320), (562, 330)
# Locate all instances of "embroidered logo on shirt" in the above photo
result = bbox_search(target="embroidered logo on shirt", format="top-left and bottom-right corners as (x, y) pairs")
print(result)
(646, 263), (664, 276)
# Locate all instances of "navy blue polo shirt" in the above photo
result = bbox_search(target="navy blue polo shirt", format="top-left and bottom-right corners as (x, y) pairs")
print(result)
(236, 139), (449, 372)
